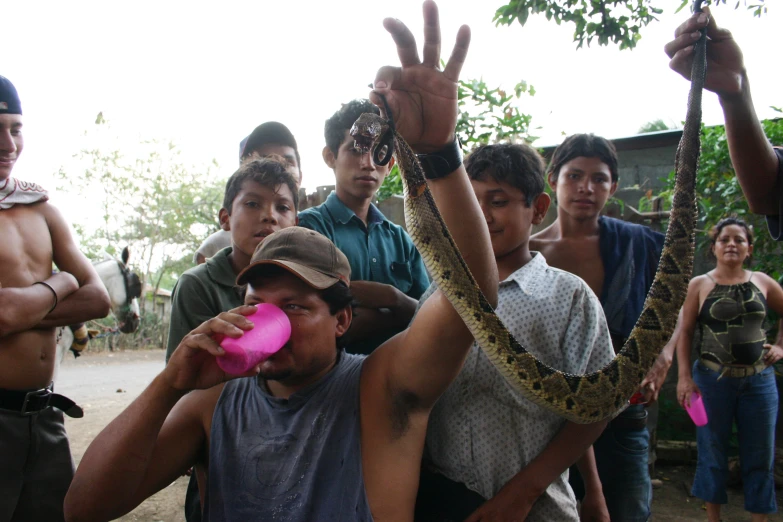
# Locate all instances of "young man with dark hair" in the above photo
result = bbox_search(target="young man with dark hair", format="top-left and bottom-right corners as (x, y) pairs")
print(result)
(415, 143), (614, 521)
(531, 133), (676, 522)
(0, 75), (111, 521)
(194, 121), (302, 265)
(64, 7), (498, 520)
(666, 7), (782, 241)
(168, 157), (299, 360)
(299, 99), (429, 355)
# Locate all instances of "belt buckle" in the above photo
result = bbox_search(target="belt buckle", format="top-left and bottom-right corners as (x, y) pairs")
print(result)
(21, 388), (52, 416)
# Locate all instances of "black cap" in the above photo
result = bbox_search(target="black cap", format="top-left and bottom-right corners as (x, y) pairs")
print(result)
(239, 121), (298, 161)
(0, 76), (22, 115)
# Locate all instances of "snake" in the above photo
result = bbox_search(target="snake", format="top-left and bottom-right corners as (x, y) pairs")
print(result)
(351, 0), (705, 424)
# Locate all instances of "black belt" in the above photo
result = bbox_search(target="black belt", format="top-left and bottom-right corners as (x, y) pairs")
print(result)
(0, 384), (83, 418)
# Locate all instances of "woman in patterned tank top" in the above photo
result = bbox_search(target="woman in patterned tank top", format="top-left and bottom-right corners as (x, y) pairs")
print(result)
(675, 217), (783, 522)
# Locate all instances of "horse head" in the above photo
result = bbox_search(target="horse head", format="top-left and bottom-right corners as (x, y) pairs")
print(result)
(94, 246), (142, 333)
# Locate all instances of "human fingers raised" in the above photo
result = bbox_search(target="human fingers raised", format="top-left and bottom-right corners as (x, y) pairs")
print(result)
(442, 24), (470, 83)
(385, 15), (421, 67)
(370, 0), (470, 153)
(421, 0), (441, 68)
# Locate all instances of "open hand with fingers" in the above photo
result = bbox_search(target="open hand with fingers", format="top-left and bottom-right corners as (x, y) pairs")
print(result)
(664, 6), (746, 98)
(370, 0), (470, 154)
(639, 349), (673, 404)
(164, 305), (261, 391)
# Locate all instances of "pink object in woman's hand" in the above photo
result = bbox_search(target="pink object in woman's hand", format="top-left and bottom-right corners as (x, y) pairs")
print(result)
(684, 391), (708, 426)
(217, 304), (291, 375)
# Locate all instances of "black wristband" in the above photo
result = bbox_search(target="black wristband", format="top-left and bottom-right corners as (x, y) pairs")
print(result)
(34, 281), (58, 313)
(416, 138), (463, 180)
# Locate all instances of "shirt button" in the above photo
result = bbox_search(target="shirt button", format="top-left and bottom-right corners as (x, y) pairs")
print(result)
(372, 258), (377, 263)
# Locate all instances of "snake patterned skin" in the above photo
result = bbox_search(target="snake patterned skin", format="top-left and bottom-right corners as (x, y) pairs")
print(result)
(351, 1), (704, 423)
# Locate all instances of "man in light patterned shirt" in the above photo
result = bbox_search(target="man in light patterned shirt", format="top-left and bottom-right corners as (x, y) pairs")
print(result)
(415, 143), (615, 521)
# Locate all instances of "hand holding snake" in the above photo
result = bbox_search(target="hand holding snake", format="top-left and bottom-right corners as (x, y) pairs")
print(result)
(355, 0), (704, 423)
(369, 0), (469, 154)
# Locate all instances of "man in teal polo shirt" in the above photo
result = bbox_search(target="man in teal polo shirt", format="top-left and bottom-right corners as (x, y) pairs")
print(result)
(299, 99), (429, 355)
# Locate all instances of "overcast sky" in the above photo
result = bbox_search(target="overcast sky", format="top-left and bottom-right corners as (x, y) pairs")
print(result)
(5, 0), (781, 223)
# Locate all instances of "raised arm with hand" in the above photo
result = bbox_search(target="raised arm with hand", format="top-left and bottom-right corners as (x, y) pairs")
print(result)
(665, 6), (779, 215)
(64, 306), (260, 522)
(365, 0), (497, 410)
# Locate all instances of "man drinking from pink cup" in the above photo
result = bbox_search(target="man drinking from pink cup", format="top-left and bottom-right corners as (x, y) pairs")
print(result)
(63, 4), (499, 519)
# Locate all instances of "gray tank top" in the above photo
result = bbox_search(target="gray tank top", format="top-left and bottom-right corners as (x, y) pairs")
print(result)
(204, 351), (373, 522)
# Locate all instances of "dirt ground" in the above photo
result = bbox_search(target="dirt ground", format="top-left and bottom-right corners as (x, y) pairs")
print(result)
(59, 349), (783, 522)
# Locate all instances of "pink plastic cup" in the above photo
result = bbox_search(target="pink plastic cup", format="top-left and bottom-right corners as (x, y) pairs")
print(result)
(684, 392), (708, 426)
(216, 304), (291, 375)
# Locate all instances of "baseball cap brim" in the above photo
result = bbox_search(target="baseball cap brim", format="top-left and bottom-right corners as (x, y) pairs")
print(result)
(236, 259), (342, 289)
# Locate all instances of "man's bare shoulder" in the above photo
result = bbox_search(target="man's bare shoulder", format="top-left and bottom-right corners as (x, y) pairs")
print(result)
(171, 382), (225, 436)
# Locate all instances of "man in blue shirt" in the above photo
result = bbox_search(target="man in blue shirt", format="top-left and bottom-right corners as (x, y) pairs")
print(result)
(299, 100), (429, 354)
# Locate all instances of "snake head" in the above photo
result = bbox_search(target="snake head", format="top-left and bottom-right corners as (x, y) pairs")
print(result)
(350, 113), (394, 166)
(350, 115), (384, 152)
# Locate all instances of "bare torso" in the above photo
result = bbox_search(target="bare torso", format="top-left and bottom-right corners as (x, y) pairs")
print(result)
(0, 204), (57, 389)
(531, 222), (604, 297)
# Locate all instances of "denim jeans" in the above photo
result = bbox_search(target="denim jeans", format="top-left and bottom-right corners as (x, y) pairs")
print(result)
(570, 404), (652, 521)
(691, 360), (778, 514)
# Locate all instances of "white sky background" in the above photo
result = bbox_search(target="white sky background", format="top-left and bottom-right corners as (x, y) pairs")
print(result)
(4, 0), (782, 226)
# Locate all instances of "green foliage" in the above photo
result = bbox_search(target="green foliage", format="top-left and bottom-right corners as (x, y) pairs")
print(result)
(677, 0), (768, 17)
(456, 77), (538, 153)
(57, 114), (225, 299)
(638, 119), (676, 134)
(377, 164), (402, 203)
(494, 0), (663, 50)
(663, 117), (783, 282)
(494, 0), (766, 50)
(377, 77), (537, 202)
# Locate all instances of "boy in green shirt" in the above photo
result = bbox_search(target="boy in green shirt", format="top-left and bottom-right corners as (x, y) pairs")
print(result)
(166, 159), (299, 361)
(165, 157), (299, 521)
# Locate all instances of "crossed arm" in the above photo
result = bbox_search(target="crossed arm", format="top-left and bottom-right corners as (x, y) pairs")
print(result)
(0, 271), (78, 338)
(0, 204), (110, 337)
(39, 204), (111, 327)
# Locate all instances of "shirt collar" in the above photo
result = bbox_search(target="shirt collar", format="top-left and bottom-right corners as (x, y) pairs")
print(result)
(205, 246), (239, 288)
(503, 252), (547, 295)
(324, 191), (386, 226)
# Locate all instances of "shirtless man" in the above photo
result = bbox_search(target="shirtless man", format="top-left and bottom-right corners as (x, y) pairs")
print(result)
(64, 3), (498, 521)
(531, 133), (677, 521)
(0, 75), (111, 522)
